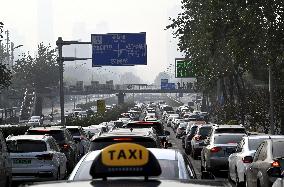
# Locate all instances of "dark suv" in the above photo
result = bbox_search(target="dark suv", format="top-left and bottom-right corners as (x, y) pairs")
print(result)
(26, 126), (79, 174)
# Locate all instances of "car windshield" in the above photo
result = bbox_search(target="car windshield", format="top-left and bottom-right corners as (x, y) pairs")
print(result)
(7, 140), (47, 152)
(214, 134), (244, 144)
(27, 130), (65, 143)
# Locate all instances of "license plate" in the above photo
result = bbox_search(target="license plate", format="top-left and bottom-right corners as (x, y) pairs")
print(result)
(13, 159), (31, 164)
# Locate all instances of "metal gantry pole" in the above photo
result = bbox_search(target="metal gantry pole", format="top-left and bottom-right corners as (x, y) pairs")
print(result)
(269, 65), (275, 134)
(56, 37), (65, 125)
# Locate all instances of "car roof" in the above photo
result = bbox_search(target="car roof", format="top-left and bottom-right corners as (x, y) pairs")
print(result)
(29, 179), (228, 187)
(213, 125), (244, 129)
(65, 126), (81, 129)
(214, 133), (246, 137)
(28, 126), (65, 131)
(246, 135), (284, 140)
(6, 135), (49, 141)
(84, 148), (180, 162)
(95, 130), (154, 139)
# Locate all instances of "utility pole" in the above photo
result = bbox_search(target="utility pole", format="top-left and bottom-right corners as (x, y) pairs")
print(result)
(56, 37), (65, 125)
(269, 65), (275, 134)
(5, 30), (9, 68)
(56, 37), (92, 125)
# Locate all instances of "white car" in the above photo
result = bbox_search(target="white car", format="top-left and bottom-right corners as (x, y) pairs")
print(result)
(228, 135), (284, 186)
(6, 135), (67, 182)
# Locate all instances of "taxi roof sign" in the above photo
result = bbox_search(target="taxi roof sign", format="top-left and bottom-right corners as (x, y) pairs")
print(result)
(102, 143), (149, 166)
(90, 143), (161, 180)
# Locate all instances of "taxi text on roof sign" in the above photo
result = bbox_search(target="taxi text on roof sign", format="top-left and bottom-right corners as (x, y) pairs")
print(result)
(102, 143), (149, 166)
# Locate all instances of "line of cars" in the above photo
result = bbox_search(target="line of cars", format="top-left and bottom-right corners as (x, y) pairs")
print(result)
(164, 103), (284, 187)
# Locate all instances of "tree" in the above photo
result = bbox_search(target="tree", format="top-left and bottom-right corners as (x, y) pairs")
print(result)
(167, 0), (284, 125)
(13, 43), (59, 115)
(0, 45), (12, 90)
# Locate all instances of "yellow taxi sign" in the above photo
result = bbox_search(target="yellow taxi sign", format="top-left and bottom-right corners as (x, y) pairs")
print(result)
(102, 143), (149, 166)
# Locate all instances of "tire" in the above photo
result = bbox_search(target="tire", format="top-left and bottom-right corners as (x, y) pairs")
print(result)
(5, 176), (11, 187)
(191, 148), (198, 160)
(57, 168), (60, 180)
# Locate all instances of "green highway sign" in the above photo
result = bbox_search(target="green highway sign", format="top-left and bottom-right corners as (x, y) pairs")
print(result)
(175, 58), (195, 78)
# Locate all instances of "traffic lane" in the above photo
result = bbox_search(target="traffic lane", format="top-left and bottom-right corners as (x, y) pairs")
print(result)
(165, 126), (202, 178)
(165, 125), (234, 186)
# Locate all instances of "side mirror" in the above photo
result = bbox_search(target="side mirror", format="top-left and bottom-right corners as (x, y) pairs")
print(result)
(267, 167), (282, 178)
(165, 130), (170, 136)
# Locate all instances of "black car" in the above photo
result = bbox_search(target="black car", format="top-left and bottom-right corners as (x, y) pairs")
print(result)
(26, 126), (79, 174)
(89, 128), (162, 151)
(125, 121), (171, 148)
(184, 124), (199, 154)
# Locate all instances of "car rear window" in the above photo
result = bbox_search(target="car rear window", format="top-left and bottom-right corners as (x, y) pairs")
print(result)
(198, 126), (212, 136)
(89, 138), (157, 151)
(214, 134), (244, 144)
(215, 128), (246, 134)
(67, 128), (80, 136)
(7, 140), (47, 152)
(189, 126), (198, 135)
(27, 130), (65, 142)
(248, 138), (267, 150)
(273, 141), (284, 158)
(126, 123), (164, 136)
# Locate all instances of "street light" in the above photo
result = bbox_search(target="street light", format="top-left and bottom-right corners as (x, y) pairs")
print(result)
(11, 42), (23, 67)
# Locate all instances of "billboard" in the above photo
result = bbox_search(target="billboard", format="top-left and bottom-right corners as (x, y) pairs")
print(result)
(92, 33), (147, 66)
(175, 58), (195, 78)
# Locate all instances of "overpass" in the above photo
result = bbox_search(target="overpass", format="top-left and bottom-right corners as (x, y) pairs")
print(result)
(65, 88), (196, 95)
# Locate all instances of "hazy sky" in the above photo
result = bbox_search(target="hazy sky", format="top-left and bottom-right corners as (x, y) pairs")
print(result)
(0, 0), (183, 83)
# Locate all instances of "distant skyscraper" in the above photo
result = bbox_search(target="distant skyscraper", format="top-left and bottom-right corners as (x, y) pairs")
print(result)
(37, 1), (54, 45)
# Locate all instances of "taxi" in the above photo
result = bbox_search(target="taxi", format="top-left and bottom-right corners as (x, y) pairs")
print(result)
(28, 143), (228, 187)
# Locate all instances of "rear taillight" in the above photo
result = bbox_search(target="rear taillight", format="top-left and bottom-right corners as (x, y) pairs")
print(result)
(242, 156), (253, 163)
(210, 147), (222, 153)
(194, 135), (201, 141)
(62, 144), (70, 150)
(272, 161), (280, 167)
(36, 153), (53, 160)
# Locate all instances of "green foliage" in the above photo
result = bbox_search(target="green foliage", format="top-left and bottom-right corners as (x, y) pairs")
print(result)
(0, 44), (12, 89)
(0, 64), (12, 89)
(0, 125), (30, 138)
(12, 43), (59, 91)
(66, 103), (134, 127)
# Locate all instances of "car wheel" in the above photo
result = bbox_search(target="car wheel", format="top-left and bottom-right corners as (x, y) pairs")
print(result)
(228, 170), (233, 182)
(57, 168), (60, 180)
(5, 176), (11, 187)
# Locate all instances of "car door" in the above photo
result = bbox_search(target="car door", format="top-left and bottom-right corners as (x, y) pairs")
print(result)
(248, 142), (265, 186)
(50, 138), (66, 178)
(229, 139), (244, 181)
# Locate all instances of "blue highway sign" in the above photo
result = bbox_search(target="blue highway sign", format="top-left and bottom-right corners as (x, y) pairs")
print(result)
(92, 33), (147, 66)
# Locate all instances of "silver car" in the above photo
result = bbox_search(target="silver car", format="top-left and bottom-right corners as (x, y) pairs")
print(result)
(201, 133), (245, 178)
(228, 135), (284, 186)
(6, 135), (67, 182)
(69, 148), (196, 180)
